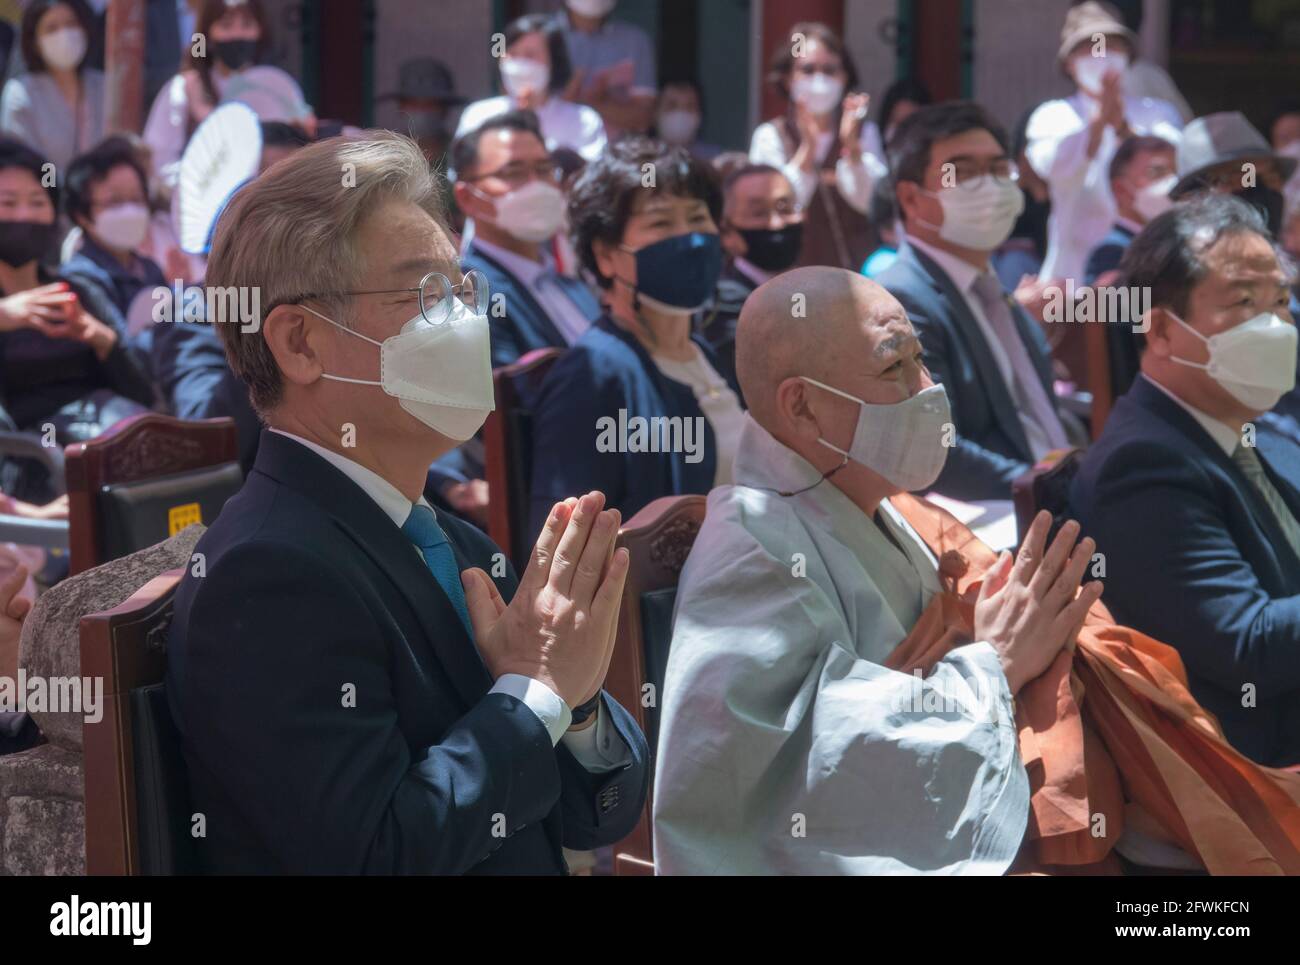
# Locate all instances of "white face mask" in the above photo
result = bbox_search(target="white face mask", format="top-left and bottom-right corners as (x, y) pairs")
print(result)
(501, 57), (550, 99)
(1167, 310), (1298, 411)
(1132, 174), (1176, 223)
(92, 202), (150, 252)
(801, 378), (952, 492)
(1073, 51), (1129, 96)
(918, 178), (1025, 251)
(480, 180), (566, 244)
(39, 26), (87, 72)
(657, 109), (701, 146)
(567, 0), (616, 17)
(790, 73), (844, 116)
(306, 299), (496, 441)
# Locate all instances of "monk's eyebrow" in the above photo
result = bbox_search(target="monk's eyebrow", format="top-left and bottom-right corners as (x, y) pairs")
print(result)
(873, 332), (920, 359)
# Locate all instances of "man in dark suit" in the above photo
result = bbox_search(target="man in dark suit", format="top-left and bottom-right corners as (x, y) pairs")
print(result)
(1070, 194), (1300, 767)
(166, 132), (648, 873)
(436, 110), (603, 524)
(1082, 135), (1176, 286)
(878, 101), (1080, 500)
(453, 109), (600, 370)
(705, 163), (803, 388)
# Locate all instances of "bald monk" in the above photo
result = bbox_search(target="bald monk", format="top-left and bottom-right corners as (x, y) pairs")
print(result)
(652, 267), (1104, 874)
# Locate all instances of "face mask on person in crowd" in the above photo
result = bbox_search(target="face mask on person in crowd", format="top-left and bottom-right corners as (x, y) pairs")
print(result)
(567, 0), (617, 18)
(1166, 309), (1298, 411)
(303, 298), (496, 441)
(38, 26), (87, 72)
(800, 378), (952, 492)
(657, 110), (701, 146)
(0, 220), (57, 267)
(1235, 184), (1285, 236)
(92, 202), (150, 252)
(916, 178), (1025, 251)
(213, 38), (257, 71)
(791, 73), (844, 116)
(1072, 51), (1129, 95)
(475, 180), (566, 243)
(736, 222), (803, 273)
(617, 231), (722, 314)
(1133, 174), (1176, 223)
(501, 58), (550, 99)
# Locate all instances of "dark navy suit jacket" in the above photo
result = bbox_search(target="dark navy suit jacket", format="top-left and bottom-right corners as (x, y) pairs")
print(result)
(528, 315), (741, 542)
(462, 240), (601, 370)
(166, 430), (649, 873)
(1082, 223), (1144, 401)
(877, 242), (1061, 499)
(1069, 376), (1300, 766)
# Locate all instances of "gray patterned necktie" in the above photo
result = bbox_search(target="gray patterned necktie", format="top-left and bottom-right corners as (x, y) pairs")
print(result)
(1231, 444), (1300, 561)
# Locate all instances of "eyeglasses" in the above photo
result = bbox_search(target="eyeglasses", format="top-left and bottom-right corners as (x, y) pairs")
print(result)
(463, 160), (564, 189)
(282, 269), (490, 325)
(945, 160), (1020, 192)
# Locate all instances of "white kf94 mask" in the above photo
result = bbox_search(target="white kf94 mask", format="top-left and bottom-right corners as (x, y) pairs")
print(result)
(1166, 310), (1298, 412)
(305, 299), (496, 441)
(801, 378), (952, 492)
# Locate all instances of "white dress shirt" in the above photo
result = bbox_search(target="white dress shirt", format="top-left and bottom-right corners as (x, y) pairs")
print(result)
(1139, 374), (1240, 456)
(906, 235), (1059, 460)
(471, 237), (594, 345)
(748, 118), (888, 215)
(455, 94), (607, 162)
(269, 429), (629, 771)
(1026, 92), (1182, 284)
(649, 346), (746, 486)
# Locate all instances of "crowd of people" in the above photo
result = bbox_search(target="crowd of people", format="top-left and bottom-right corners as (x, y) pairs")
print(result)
(3, 0), (1300, 876)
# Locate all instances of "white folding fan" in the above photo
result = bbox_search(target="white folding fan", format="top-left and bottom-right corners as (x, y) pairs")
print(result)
(174, 102), (262, 255)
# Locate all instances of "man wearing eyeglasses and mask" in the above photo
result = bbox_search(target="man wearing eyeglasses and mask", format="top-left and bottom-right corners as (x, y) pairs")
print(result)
(878, 101), (1086, 501)
(165, 132), (648, 874)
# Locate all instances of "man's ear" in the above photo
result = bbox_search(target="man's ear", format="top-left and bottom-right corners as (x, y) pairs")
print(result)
(775, 376), (820, 441)
(262, 303), (324, 388)
(1143, 305), (1175, 357)
(453, 181), (492, 222)
(1110, 178), (1133, 211)
(894, 180), (923, 230)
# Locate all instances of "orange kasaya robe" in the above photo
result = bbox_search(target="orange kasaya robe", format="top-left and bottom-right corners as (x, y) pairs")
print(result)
(885, 493), (1300, 876)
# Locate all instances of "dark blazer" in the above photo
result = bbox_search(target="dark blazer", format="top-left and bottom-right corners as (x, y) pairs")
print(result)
(166, 430), (649, 873)
(877, 242), (1060, 500)
(152, 315), (262, 473)
(1069, 376), (1300, 766)
(1082, 222), (1136, 286)
(528, 315), (741, 542)
(462, 240), (601, 370)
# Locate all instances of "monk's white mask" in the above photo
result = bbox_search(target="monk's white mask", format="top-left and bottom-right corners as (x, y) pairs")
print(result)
(800, 378), (952, 492)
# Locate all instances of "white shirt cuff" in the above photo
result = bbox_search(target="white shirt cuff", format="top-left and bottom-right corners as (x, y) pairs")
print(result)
(490, 673), (571, 745)
(561, 701), (633, 773)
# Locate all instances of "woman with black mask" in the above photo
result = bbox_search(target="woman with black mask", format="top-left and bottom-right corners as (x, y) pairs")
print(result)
(143, 0), (312, 194)
(0, 139), (151, 500)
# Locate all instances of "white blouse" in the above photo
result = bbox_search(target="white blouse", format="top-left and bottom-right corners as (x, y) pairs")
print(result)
(651, 345), (745, 486)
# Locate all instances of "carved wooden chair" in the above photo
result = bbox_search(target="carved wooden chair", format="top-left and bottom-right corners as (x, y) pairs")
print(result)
(81, 566), (198, 875)
(65, 414), (242, 576)
(483, 348), (563, 567)
(604, 494), (707, 875)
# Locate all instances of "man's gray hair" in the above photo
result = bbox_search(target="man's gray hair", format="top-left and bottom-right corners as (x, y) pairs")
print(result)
(208, 131), (446, 415)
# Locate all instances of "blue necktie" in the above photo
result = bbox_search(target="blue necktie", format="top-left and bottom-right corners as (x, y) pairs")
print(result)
(402, 504), (473, 638)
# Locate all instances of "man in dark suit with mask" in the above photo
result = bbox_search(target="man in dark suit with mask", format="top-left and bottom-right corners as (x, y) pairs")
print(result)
(878, 102), (1082, 501)
(1070, 194), (1300, 767)
(165, 132), (648, 874)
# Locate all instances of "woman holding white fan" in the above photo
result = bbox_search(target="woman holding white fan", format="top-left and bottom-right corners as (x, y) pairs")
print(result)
(748, 20), (887, 270)
(455, 14), (607, 164)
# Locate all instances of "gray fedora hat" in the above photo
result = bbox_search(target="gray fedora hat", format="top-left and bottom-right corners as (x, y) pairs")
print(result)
(1173, 111), (1298, 198)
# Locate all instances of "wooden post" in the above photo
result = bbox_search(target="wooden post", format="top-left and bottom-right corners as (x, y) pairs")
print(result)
(104, 0), (146, 134)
